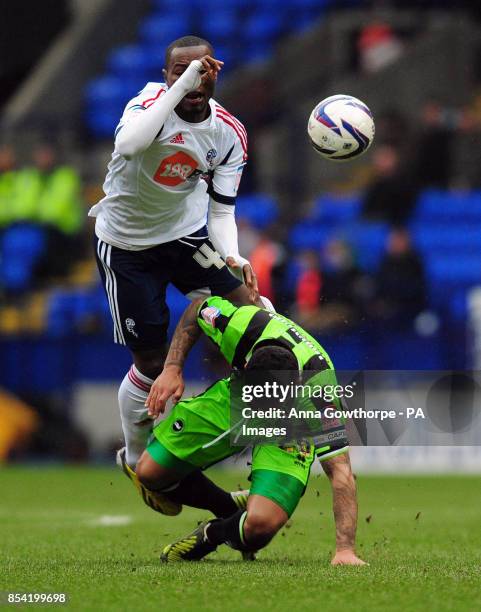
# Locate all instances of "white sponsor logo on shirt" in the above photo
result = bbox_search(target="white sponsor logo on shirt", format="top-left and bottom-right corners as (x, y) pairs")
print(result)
(201, 306), (221, 327)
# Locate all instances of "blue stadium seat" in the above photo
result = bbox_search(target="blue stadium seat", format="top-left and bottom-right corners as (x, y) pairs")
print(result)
(449, 289), (468, 322)
(84, 76), (125, 106)
(374, 331), (444, 370)
(310, 194), (361, 224)
(2, 225), (45, 258)
(47, 291), (78, 337)
(206, 44), (238, 70)
(200, 12), (238, 42)
(289, 0), (331, 8)
(0, 225), (46, 292)
(412, 223), (481, 254)
(47, 289), (103, 337)
(85, 108), (120, 138)
(166, 286), (190, 336)
(426, 253), (481, 307)
(427, 255), (481, 285)
(288, 0), (330, 30)
(320, 332), (366, 369)
(1, 261), (32, 293)
(284, 259), (302, 294)
(200, 0), (257, 10)
(339, 222), (390, 271)
(415, 190), (481, 222)
(243, 42), (273, 64)
(289, 222), (331, 251)
(107, 45), (161, 78)
(244, 13), (284, 41)
(236, 194), (278, 229)
(139, 15), (190, 45)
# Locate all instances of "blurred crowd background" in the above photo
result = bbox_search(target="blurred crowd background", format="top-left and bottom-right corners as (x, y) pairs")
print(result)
(1, 0), (481, 463)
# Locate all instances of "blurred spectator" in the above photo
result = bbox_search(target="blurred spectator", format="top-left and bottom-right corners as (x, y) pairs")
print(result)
(295, 249), (322, 319)
(358, 21), (403, 74)
(413, 99), (474, 189)
(374, 109), (410, 150)
(294, 240), (369, 333)
(33, 144), (83, 236)
(373, 228), (426, 327)
(0, 145), (17, 229)
(362, 144), (418, 225)
(0, 388), (39, 462)
(250, 229), (286, 304)
(30, 144), (84, 279)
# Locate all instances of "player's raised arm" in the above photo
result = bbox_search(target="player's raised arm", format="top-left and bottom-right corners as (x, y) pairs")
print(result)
(207, 108), (258, 301)
(115, 56), (223, 159)
(145, 299), (203, 417)
(321, 452), (367, 566)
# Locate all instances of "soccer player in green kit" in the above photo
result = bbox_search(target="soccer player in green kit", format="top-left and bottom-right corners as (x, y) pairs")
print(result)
(137, 296), (366, 565)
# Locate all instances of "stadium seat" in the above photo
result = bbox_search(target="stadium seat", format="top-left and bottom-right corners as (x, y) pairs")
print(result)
(243, 42), (274, 64)
(411, 224), (481, 254)
(85, 109), (120, 138)
(427, 255), (481, 284)
(0, 225), (46, 293)
(374, 331), (444, 370)
(236, 194), (278, 229)
(288, 222), (332, 251)
(289, 0), (331, 8)
(414, 190), (481, 222)
(426, 254), (481, 306)
(84, 76), (125, 106)
(47, 289), (103, 337)
(244, 13), (285, 41)
(339, 222), (390, 271)
(107, 45), (161, 78)
(139, 15), (190, 45)
(206, 44), (238, 70)
(200, 12), (238, 42)
(449, 290), (468, 322)
(310, 194), (362, 224)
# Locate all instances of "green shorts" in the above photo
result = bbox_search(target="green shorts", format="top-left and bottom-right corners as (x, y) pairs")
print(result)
(147, 378), (345, 516)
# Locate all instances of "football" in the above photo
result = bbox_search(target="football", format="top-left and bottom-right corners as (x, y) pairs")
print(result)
(307, 94), (375, 161)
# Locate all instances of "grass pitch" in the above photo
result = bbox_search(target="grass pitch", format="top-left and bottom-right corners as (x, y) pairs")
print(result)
(1, 467), (480, 611)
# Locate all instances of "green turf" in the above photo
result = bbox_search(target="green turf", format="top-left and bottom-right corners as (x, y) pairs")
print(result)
(0, 467), (480, 611)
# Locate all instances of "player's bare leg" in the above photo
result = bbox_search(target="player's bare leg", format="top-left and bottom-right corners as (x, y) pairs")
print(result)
(160, 494), (288, 562)
(136, 450), (248, 518)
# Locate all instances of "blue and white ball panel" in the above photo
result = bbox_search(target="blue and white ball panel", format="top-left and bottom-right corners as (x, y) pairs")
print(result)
(307, 94), (375, 161)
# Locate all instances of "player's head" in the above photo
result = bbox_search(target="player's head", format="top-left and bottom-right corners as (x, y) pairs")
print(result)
(246, 343), (299, 371)
(163, 36), (215, 116)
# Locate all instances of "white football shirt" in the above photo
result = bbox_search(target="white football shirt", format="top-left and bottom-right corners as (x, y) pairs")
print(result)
(89, 82), (248, 250)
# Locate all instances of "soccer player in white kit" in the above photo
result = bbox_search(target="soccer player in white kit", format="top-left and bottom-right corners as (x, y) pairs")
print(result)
(90, 36), (265, 518)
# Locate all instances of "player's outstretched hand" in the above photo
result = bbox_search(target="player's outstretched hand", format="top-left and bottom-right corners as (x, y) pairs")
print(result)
(145, 365), (185, 418)
(226, 257), (259, 303)
(331, 550), (368, 566)
(198, 55), (224, 83)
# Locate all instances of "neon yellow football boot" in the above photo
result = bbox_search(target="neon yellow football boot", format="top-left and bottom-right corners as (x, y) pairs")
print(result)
(116, 447), (182, 516)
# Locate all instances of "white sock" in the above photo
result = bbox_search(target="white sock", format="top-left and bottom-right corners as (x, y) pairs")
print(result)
(118, 365), (155, 467)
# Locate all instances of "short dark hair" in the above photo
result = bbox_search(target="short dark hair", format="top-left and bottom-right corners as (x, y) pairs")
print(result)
(246, 344), (298, 371)
(165, 36), (214, 65)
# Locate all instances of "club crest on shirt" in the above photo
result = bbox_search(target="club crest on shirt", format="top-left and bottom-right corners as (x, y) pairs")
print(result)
(201, 306), (221, 327)
(206, 148), (217, 167)
(125, 318), (138, 337)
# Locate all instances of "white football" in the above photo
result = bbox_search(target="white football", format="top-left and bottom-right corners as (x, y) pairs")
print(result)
(307, 94), (375, 161)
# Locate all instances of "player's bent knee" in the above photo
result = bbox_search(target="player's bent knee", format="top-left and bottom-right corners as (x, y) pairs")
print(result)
(136, 454), (170, 490)
(243, 511), (286, 548)
(132, 348), (167, 380)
